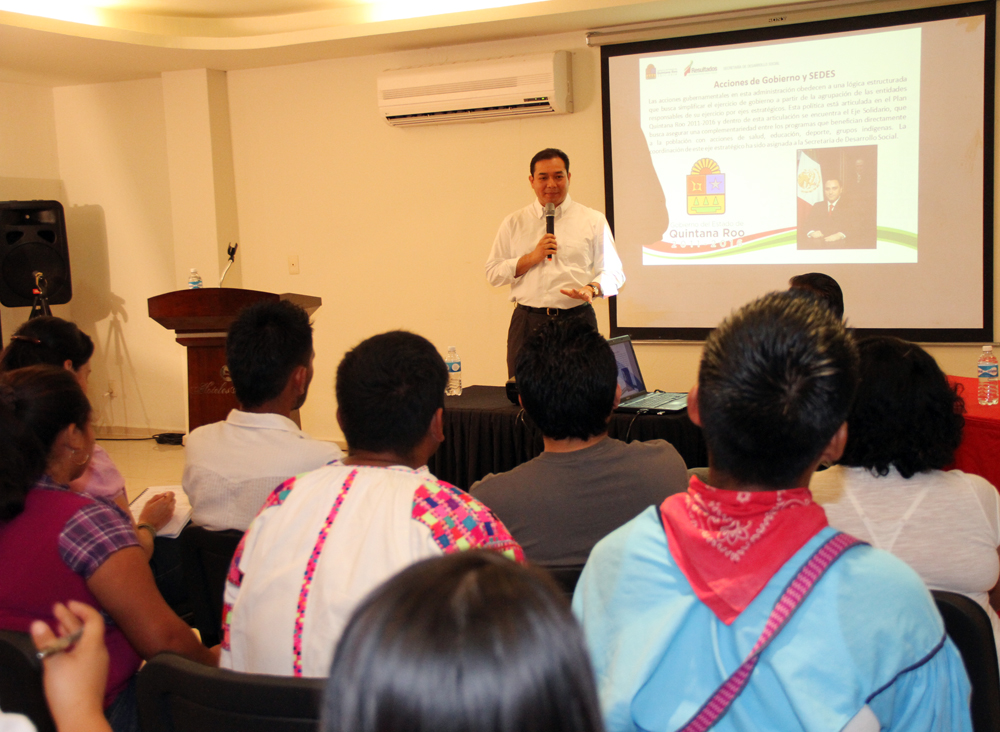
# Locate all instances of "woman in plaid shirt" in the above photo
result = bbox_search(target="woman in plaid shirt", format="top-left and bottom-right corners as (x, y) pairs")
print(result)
(0, 366), (216, 732)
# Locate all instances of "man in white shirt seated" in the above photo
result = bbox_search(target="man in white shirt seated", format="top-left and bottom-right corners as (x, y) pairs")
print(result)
(182, 300), (342, 532)
(220, 330), (522, 676)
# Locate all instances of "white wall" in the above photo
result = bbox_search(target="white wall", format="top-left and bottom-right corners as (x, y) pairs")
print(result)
(52, 79), (186, 433)
(0, 81), (59, 178)
(0, 79), (188, 435)
(0, 81), (63, 348)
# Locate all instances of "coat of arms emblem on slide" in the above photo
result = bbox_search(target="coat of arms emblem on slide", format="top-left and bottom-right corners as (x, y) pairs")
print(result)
(687, 158), (725, 215)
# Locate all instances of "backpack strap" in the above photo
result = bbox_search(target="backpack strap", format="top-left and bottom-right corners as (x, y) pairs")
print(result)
(679, 532), (866, 732)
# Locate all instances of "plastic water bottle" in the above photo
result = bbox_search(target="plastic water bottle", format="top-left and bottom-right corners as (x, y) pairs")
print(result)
(978, 345), (998, 406)
(445, 347), (462, 396)
(187, 268), (203, 289)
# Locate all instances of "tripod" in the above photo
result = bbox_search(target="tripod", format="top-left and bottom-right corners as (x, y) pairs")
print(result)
(29, 270), (52, 319)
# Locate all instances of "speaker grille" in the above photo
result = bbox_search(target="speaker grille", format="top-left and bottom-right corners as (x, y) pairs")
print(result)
(0, 201), (72, 308)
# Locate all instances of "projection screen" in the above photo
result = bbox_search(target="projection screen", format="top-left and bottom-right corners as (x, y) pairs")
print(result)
(603, 1), (994, 341)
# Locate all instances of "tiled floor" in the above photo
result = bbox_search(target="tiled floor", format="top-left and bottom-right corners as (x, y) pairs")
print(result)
(98, 438), (186, 502)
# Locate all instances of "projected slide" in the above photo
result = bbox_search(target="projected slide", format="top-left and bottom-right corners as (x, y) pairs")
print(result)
(639, 29), (919, 265)
(603, 3), (992, 338)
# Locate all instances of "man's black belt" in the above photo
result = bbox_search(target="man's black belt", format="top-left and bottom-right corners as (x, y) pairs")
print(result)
(516, 303), (591, 317)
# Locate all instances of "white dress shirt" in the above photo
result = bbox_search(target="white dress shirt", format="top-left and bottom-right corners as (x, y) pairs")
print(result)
(485, 195), (625, 308)
(182, 409), (342, 531)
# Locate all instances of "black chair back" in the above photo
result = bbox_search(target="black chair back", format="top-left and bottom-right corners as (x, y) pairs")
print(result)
(932, 590), (1000, 732)
(0, 630), (55, 732)
(545, 564), (586, 600)
(179, 524), (244, 647)
(137, 653), (324, 732)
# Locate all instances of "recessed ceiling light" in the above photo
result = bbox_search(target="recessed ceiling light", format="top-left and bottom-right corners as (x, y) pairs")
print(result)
(0, 0), (105, 25)
(369, 0), (538, 24)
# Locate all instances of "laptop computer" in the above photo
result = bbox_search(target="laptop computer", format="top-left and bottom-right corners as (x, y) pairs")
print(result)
(608, 335), (688, 413)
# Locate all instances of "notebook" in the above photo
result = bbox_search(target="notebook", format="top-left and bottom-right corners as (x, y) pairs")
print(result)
(129, 485), (192, 539)
(608, 335), (688, 413)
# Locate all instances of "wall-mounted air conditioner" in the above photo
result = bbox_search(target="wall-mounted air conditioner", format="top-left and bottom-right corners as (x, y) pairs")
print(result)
(377, 51), (572, 127)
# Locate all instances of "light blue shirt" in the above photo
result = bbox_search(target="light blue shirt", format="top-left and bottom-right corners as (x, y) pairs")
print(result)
(574, 509), (973, 732)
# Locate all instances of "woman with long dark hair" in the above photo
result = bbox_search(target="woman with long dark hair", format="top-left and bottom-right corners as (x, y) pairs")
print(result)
(0, 317), (174, 557)
(324, 550), (605, 732)
(811, 335), (1000, 660)
(0, 366), (217, 732)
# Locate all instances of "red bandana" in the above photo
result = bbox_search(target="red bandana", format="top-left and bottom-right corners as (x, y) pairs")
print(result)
(660, 476), (828, 625)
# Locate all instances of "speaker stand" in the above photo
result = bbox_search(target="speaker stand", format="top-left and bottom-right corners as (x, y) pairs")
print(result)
(29, 272), (52, 319)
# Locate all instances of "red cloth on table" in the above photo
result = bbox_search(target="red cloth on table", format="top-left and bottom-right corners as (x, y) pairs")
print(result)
(947, 375), (1000, 491)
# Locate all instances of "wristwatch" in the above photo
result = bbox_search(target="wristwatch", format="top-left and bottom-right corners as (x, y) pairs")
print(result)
(587, 282), (602, 298)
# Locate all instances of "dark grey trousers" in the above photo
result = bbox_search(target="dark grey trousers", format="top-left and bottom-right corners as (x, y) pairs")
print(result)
(506, 303), (597, 378)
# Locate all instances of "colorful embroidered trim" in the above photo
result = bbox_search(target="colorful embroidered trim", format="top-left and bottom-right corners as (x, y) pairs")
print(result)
(221, 602), (233, 651)
(220, 534), (248, 654)
(226, 533), (248, 589)
(261, 475), (297, 511)
(679, 532), (865, 732)
(411, 482), (524, 561)
(291, 469), (358, 677)
(225, 475), (298, 592)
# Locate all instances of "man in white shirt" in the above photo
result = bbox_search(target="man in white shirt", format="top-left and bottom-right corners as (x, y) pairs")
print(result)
(182, 300), (341, 532)
(486, 148), (625, 377)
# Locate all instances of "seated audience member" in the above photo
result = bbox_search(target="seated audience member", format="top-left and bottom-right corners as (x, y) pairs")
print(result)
(575, 292), (972, 732)
(789, 271), (844, 320)
(221, 331), (523, 677)
(2, 600), (114, 732)
(0, 317), (174, 558)
(811, 336), (1000, 660)
(473, 318), (687, 568)
(183, 300), (342, 532)
(28, 601), (113, 732)
(0, 367), (217, 732)
(323, 550), (604, 732)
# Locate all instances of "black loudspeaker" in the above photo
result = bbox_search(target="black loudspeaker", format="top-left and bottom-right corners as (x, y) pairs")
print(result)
(0, 201), (72, 308)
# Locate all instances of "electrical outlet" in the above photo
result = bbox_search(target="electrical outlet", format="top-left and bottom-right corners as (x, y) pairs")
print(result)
(288, 255), (300, 275)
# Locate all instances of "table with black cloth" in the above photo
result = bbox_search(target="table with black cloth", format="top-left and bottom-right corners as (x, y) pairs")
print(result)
(427, 385), (707, 490)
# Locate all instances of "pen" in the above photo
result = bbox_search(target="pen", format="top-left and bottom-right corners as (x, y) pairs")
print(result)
(35, 626), (83, 660)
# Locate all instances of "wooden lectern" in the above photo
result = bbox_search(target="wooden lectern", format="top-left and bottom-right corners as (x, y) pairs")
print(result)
(148, 289), (321, 431)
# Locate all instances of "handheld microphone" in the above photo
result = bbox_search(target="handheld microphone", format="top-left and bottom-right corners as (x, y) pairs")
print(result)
(544, 203), (555, 260)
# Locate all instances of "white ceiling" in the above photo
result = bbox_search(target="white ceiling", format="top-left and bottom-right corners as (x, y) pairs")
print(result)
(0, 0), (818, 87)
(89, 0), (347, 15)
